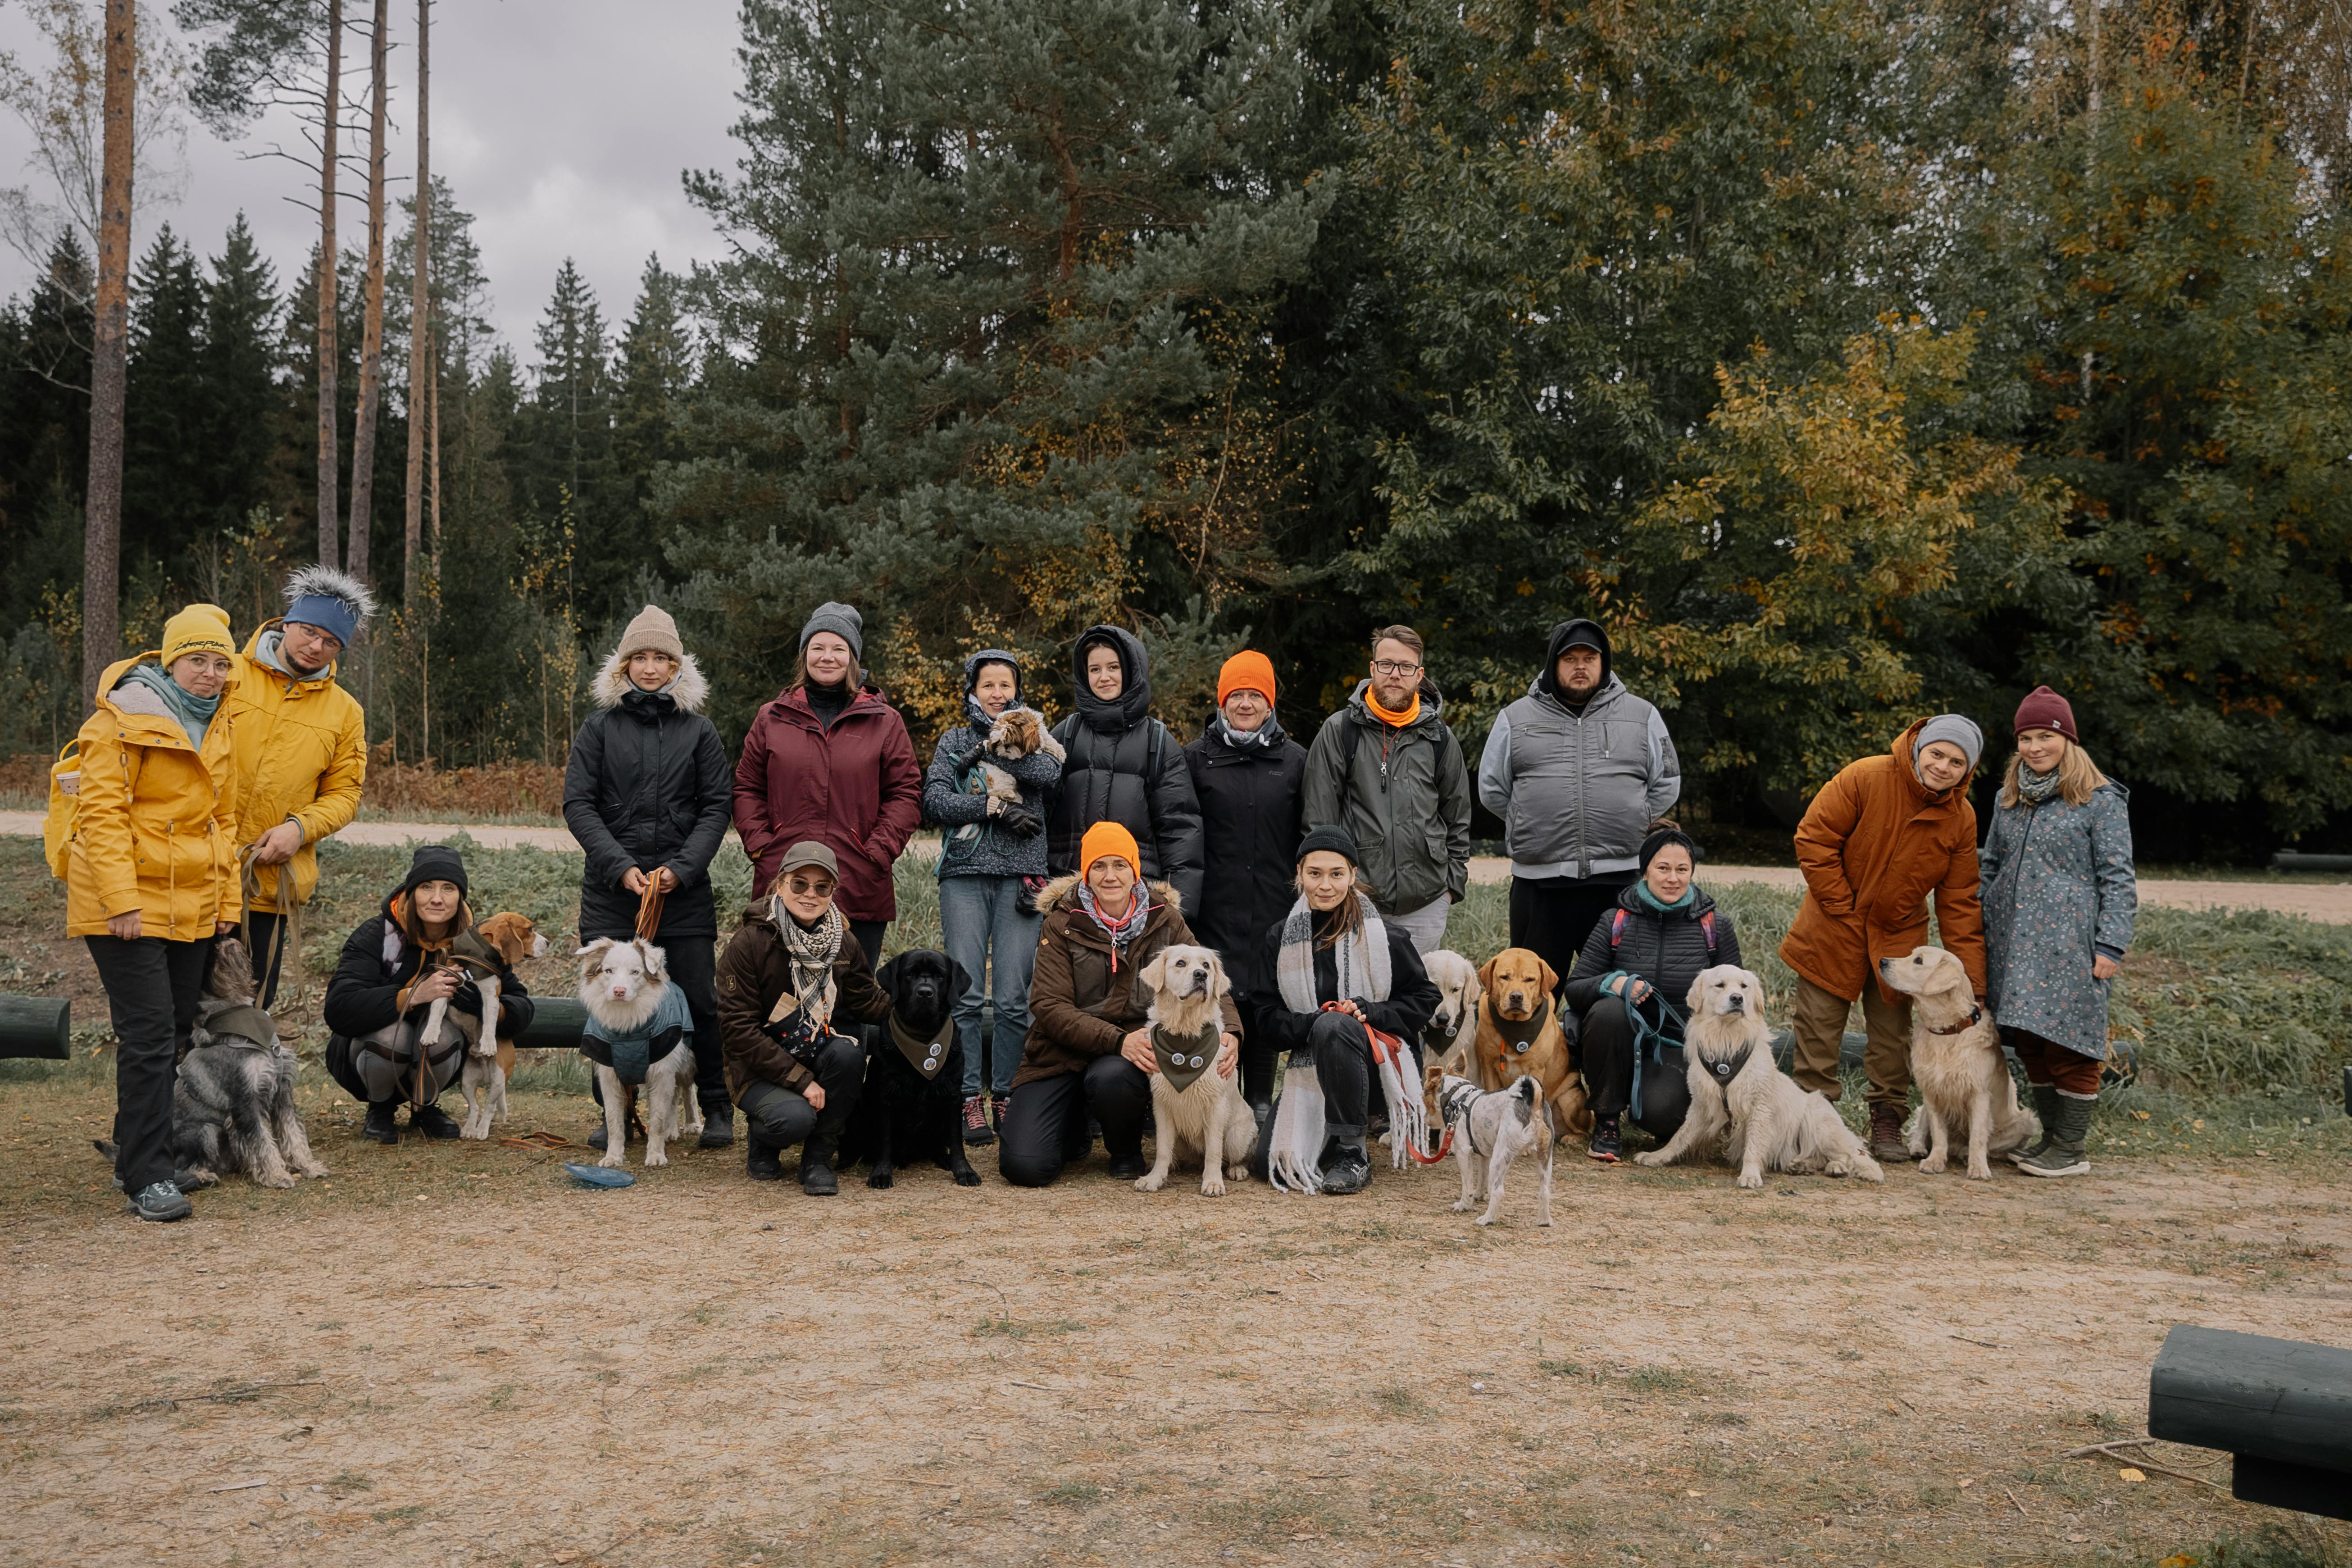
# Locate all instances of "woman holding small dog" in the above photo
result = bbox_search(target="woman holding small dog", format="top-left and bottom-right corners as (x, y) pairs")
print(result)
(323, 845), (538, 1145)
(1247, 826), (1438, 1195)
(1978, 687), (2136, 1179)
(1563, 821), (1743, 1163)
(716, 841), (896, 1195)
(65, 604), (245, 1222)
(1001, 821), (1238, 1187)
(923, 649), (1061, 1145)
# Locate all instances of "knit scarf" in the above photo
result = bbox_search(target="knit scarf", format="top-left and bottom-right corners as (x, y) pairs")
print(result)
(770, 896), (846, 1029)
(119, 662), (223, 750)
(1275, 892), (1393, 1014)
(1212, 713), (1286, 750)
(1365, 690), (1420, 729)
(1634, 882), (1697, 915)
(2017, 764), (2061, 806)
(1268, 891), (1424, 1194)
(1076, 883), (1150, 971)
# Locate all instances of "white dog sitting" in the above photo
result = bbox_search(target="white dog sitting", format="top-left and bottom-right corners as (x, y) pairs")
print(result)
(578, 937), (699, 1169)
(1437, 1073), (1553, 1227)
(1635, 965), (1885, 1189)
(1133, 945), (1256, 1196)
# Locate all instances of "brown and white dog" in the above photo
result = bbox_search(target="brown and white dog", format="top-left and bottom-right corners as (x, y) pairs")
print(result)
(1877, 945), (2038, 1180)
(1133, 945), (1255, 1196)
(1474, 947), (1590, 1140)
(579, 937), (701, 1168)
(452, 912), (550, 1140)
(976, 707), (1065, 813)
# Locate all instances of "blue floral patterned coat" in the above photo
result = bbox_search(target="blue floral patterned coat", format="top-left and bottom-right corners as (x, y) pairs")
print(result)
(1978, 781), (2137, 1059)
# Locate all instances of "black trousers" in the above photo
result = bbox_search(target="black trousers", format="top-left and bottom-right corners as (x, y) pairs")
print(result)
(86, 934), (214, 1193)
(583, 923), (729, 1112)
(739, 1034), (867, 1153)
(848, 919), (885, 971)
(1298, 1011), (1375, 1133)
(1509, 872), (1636, 989)
(242, 910), (292, 1009)
(1235, 997), (1277, 1109)
(1575, 992), (1692, 1139)
(996, 1054), (1151, 1188)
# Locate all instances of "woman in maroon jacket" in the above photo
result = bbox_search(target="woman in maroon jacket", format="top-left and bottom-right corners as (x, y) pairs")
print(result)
(732, 603), (923, 964)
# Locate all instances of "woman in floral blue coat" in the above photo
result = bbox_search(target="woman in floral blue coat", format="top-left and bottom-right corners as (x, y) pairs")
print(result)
(1978, 686), (2137, 1179)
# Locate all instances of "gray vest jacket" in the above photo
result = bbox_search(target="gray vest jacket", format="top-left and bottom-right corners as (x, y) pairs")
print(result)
(1476, 674), (1680, 878)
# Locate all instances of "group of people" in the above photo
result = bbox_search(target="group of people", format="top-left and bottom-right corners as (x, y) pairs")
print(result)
(59, 577), (2138, 1222)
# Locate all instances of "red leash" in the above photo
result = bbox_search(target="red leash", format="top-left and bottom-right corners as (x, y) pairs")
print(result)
(1322, 1002), (1455, 1164)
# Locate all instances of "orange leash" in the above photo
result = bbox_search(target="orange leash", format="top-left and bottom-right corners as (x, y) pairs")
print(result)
(635, 876), (665, 941)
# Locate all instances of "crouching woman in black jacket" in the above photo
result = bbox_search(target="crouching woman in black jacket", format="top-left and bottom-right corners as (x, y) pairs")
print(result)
(1247, 826), (1438, 1195)
(323, 845), (536, 1145)
(1562, 822), (1742, 1164)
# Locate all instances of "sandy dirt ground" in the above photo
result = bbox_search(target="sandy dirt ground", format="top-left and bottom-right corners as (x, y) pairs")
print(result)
(2, 1075), (2347, 1568)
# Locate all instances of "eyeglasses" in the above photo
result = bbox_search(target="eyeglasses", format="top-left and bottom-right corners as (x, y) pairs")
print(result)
(1371, 659), (1422, 677)
(784, 875), (837, 899)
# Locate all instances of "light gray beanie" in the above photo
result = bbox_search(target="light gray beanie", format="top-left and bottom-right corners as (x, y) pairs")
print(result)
(1915, 714), (1984, 772)
(799, 601), (864, 661)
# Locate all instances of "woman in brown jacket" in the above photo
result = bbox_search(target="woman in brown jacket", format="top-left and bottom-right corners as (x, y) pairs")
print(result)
(999, 821), (1240, 1188)
(1781, 715), (1988, 1162)
(717, 841), (895, 1195)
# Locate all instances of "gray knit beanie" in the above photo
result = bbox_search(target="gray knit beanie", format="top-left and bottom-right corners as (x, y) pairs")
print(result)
(799, 602), (864, 661)
(1915, 714), (1984, 772)
(618, 604), (684, 663)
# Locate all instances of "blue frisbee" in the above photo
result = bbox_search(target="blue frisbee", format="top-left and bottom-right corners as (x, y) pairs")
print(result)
(562, 1163), (636, 1189)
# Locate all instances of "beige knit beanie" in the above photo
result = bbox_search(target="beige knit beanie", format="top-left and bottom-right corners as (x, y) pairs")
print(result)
(619, 604), (684, 663)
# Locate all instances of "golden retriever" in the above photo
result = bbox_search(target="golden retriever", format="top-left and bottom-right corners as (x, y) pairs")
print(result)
(1877, 945), (2039, 1180)
(1134, 945), (1255, 1196)
(1474, 947), (1590, 1140)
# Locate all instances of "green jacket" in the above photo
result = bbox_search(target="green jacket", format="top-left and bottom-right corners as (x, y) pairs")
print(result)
(1300, 680), (1473, 914)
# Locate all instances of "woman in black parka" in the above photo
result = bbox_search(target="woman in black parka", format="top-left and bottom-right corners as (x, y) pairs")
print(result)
(562, 605), (735, 1146)
(1046, 624), (1205, 915)
(1562, 821), (1743, 1164)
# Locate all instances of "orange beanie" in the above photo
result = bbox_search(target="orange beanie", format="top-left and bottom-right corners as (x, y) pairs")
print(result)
(1217, 650), (1277, 708)
(1078, 820), (1142, 880)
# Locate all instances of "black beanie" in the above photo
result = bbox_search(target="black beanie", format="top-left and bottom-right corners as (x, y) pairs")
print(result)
(402, 843), (470, 899)
(1297, 824), (1361, 865)
(1638, 824), (1699, 873)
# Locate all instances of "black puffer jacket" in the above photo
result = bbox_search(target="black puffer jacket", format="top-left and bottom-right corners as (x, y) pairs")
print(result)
(1046, 625), (1205, 912)
(323, 894), (537, 1040)
(1563, 882), (1743, 1035)
(1183, 714), (1306, 996)
(562, 650), (733, 940)
(1247, 909), (1440, 1058)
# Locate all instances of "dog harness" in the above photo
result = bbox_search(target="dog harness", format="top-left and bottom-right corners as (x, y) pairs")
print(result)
(888, 1010), (954, 1081)
(1925, 1003), (1985, 1035)
(1487, 995), (1554, 1056)
(1701, 1042), (1755, 1109)
(584, 985), (693, 1087)
(1151, 1022), (1220, 1092)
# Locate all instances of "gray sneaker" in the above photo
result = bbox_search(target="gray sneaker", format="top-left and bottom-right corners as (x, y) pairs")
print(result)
(125, 1180), (192, 1223)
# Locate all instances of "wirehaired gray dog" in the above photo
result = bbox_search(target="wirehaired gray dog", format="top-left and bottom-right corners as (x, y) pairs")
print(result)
(172, 938), (328, 1189)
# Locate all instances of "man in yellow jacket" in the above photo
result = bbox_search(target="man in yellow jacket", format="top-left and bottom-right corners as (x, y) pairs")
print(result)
(227, 567), (373, 1004)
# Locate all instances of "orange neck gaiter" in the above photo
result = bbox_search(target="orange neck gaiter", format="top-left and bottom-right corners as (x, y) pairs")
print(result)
(1366, 690), (1421, 729)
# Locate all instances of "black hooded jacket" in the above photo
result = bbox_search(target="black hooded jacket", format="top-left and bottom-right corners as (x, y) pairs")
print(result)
(1046, 624), (1206, 912)
(1538, 618), (1611, 708)
(1183, 713), (1306, 995)
(562, 650), (732, 940)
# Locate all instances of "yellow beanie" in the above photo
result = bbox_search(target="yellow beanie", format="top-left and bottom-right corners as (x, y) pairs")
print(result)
(161, 604), (236, 667)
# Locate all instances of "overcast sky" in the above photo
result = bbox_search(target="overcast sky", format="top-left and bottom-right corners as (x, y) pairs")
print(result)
(0, 0), (743, 352)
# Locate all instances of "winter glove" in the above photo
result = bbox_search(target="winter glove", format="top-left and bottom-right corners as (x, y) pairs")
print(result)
(994, 801), (1044, 839)
(1015, 876), (1047, 918)
(947, 740), (987, 775)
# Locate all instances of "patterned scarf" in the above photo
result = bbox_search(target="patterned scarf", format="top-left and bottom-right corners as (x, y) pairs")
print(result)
(1275, 892), (1392, 1013)
(1213, 712), (1287, 750)
(769, 895), (846, 1029)
(2017, 764), (2061, 806)
(1076, 883), (1151, 971)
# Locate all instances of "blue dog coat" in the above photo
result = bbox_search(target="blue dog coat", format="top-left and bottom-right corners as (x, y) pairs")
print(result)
(581, 985), (693, 1086)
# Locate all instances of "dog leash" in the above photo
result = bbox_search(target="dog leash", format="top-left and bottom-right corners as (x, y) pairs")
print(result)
(635, 876), (666, 941)
(1319, 1002), (1454, 1164)
(498, 1130), (580, 1150)
(238, 846), (304, 1004)
(1623, 988), (1688, 1123)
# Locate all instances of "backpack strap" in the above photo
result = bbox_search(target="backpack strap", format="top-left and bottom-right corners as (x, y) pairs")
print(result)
(1609, 909), (1628, 948)
(1334, 717), (1365, 816)
(1700, 909), (1717, 956)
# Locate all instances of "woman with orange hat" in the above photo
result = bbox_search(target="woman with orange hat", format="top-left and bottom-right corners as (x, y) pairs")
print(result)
(999, 821), (1239, 1187)
(1183, 650), (1306, 1115)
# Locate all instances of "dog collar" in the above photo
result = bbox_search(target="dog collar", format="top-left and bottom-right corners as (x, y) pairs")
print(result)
(1490, 996), (1553, 1055)
(1152, 1023), (1219, 1092)
(887, 1011), (954, 1080)
(1925, 1004), (1984, 1036)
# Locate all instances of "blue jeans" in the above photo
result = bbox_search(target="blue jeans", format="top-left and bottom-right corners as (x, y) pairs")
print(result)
(937, 874), (1041, 1097)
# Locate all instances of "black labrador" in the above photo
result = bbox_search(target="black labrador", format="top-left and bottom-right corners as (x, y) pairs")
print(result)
(847, 950), (981, 1188)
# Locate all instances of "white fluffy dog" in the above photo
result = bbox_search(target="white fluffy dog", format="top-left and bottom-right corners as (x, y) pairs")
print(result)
(1437, 1073), (1553, 1227)
(1635, 965), (1885, 1189)
(1133, 945), (1256, 1197)
(578, 937), (699, 1169)
(1878, 945), (2039, 1179)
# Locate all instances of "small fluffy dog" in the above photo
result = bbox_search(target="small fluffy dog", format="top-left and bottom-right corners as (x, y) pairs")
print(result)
(440, 912), (550, 1140)
(1474, 947), (1590, 1139)
(1636, 965), (1884, 1188)
(1419, 949), (1482, 1126)
(106, 939), (328, 1190)
(848, 949), (980, 1189)
(1134, 945), (1256, 1196)
(1438, 1073), (1553, 1227)
(579, 937), (698, 1168)
(971, 706), (1065, 815)
(1878, 945), (2039, 1180)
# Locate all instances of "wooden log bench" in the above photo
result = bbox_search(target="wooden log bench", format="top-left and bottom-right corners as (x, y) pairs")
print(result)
(2149, 1324), (2352, 1520)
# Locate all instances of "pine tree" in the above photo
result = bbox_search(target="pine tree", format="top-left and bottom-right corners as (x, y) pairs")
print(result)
(196, 213), (285, 540)
(123, 224), (207, 580)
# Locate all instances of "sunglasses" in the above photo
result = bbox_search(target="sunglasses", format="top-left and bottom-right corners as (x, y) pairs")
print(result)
(784, 874), (837, 898)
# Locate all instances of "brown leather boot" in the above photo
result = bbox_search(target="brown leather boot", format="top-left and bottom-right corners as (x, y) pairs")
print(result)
(1869, 1102), (1912, 1163)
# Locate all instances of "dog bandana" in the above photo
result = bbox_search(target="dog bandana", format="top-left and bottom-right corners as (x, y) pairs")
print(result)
(1488, 995), (1553, 1056)
(1151, 1023), (1220, 1092)
(888, 1010), (954, 1080)
(584, 984), (693, 1087)
(204, 1004), (277, 1049)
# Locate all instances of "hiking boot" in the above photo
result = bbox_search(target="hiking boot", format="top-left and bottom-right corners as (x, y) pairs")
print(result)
(409, 1101), (463, 1141)
(363, 1100), (400, 1145)
(588, 1123), (609, 1152)
(1106, 1150), (1147, 1181)
(1587, 1114), (1622, 1164)
(2020, 1094), (2094, 1179)
(746, 1139), (784, 1182)
(698, 1097), (735, 1149)
(2009, 1085), (2060, 1166)
(1868, 1102), (1912, 1164)
(124, 1180), (192, 1223)
(1319, 1126), (1370, 1195)
(962, 1095), (996, 1147)
(801, 1141), (841, 1197)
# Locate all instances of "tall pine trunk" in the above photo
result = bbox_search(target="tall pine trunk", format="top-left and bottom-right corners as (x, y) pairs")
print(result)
(402, 0), (429, 606)
(81, 0), (135, 701)
(317, 0), (343, 572)
(346, 0), (390, 586)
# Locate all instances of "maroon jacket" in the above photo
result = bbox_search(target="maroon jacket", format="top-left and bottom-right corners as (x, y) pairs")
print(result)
(732, 684), (923, 923)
